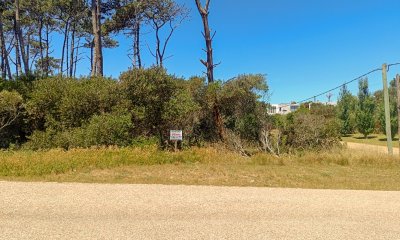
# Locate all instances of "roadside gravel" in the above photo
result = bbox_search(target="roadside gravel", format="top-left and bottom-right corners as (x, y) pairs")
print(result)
(1, 181), (400, 239)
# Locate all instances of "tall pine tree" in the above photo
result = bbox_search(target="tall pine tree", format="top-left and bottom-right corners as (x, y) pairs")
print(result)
(356, 78), (375, 138)
(337, 84), (356, 135)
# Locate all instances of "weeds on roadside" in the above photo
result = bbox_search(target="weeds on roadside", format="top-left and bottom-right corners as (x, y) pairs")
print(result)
(0, 145), (398, 178)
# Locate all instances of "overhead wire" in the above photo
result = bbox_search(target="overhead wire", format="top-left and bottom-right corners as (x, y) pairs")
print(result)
(297, 67), (382, 104)
(269, 62), (400, 112)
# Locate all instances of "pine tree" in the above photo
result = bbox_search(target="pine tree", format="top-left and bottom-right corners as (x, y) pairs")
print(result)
(376, 79), (398, 137)
(337, 84), (356, 135)
(356, 78), (375, 138)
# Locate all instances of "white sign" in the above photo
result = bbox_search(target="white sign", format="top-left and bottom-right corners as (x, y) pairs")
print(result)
(170, 130), (183, 141)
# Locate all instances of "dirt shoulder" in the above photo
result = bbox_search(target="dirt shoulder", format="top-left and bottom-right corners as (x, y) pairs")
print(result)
(344, 141), (400, 155)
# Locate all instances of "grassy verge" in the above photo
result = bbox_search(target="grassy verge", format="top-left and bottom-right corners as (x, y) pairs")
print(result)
(342, 133), (399, 147)
(1, 146), (400, 190)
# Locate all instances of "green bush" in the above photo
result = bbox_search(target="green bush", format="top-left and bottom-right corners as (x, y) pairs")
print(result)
(0, 90), (25, 148)
(26, 76), (125, 130)
(219, 74), (269, 141)
(81, 112), (133, 147)
(25, 112), (133, 150)
(120, 67), (202, 145)
(285, 111), (340, 151)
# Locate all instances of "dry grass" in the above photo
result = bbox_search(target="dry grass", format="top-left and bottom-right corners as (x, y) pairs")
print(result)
(342, 133), (400, 147)
(1, 146), (400, 190)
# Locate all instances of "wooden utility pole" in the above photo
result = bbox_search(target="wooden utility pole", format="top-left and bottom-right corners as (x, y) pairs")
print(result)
(396, 74), (400, 156)
(382, 63), (393, 155)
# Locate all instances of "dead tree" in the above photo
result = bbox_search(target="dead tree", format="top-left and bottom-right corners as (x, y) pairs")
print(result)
(260, 129), (281, 157)
(195, 0), (216, 83)
(195, 0), (224, 141)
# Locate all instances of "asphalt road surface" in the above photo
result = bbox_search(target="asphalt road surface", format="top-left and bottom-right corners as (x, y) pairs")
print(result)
(1, 181), (400, 239)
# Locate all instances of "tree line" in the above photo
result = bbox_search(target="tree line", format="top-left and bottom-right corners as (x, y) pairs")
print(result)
(0, 0), (229, 145)
(337, 77), (398, 138)
(0, 0), (191, 79)
(0, 68), (270, 150)
(0, 0), (347, 154)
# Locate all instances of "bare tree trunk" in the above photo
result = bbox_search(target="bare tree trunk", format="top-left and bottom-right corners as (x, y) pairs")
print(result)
(0, 40), (3, 80)
(132, 32), (136, 68)
(133, 0), (142, 69)
(90, 39), (95, 76)
(69, 24), (75, 78)
(96, 0), (103, 75)
(132, 19), (142, 69)
(38, 20), (44, 77)
(45, 22), (50, 77)
(135, 21), (141, 68)
(74, 38), (80, 78)
(195, 0), (215, 83)
(26, 32), (30, 66)
(195, 0), (224, 140)
(14, 19), (21, 77)
(155, 25), (162, 67)
(15, 0), (29, 75)
(66, 26), (69, 76)
(0, 14), (5, 80)
(0, 12), (12, 80)
(60, 21), (69, 76)
(91, 0), (103, 76)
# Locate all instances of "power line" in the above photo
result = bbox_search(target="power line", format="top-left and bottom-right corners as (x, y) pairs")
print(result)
(388, 62), (400, 72)
(297, 67), (382, 104)
(270, 62), (400, 112)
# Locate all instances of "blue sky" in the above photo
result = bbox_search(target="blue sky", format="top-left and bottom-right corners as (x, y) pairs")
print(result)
(69, 0), (400, 103)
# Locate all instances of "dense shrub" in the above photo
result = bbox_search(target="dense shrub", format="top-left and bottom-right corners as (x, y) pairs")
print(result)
(0, 68), (344, 154)
(0, 90), (25, 148)
(285, 111), (340, 151)
(120, 67), (201, 145)
(0, 74), (36, 97)
(356, 78), (375, 138)
(219, 74), (268, 141)
(26, 76), (125, 130)
(337, 85), (357, 135)
(25, 112), (133, 150)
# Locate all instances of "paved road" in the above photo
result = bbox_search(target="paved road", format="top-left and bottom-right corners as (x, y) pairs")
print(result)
(1, 181), (400, 240)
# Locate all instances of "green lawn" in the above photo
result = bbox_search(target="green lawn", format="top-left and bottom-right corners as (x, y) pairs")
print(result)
(342, 133), (400, 148)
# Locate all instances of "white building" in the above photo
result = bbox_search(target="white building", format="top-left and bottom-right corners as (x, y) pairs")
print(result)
(268, 101), (337, 115)
(268, 103), (300, 115)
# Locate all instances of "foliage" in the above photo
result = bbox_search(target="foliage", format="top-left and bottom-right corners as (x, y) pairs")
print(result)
(356, 78), (375, 138)
(337, 85), (357, 135)
(375, 79), (398, 137)
(219, 74), (269, 141)
(25, 112), (133, 150)
(285, 111), (340, 150)
(0, 90), (23, 132)
(0, 90), (25, 148)
(26, 76), (125, 130)
(120, 67), (201, 146)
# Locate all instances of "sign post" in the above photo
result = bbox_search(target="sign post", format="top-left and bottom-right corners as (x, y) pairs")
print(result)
(170, 130), (183, 152)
